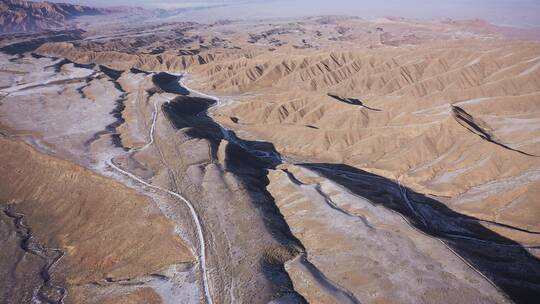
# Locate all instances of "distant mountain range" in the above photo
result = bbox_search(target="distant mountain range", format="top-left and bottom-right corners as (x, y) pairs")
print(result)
(0, 0), (111, 33)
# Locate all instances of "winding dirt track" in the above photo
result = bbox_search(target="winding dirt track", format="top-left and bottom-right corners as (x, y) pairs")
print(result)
(14, 65), (531, 303)
(107, 80), (214, 304)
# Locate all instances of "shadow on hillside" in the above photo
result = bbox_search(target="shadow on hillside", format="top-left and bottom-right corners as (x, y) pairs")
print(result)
(162, 91), (540, 303)
(0, 30), (83, 55)
(152, 72), (189, 95)
(161, 95), (307, 303)
(328, 93), (381, 111)
(301, 163), (540, 304)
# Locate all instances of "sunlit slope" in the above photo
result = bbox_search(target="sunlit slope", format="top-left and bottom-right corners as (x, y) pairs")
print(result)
(197, 40), (540, 234)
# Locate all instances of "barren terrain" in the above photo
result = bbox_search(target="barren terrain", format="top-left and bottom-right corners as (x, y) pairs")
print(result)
(1, 6), (539, 304)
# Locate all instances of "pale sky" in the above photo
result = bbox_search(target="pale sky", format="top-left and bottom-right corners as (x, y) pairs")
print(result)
(53, 0), (540, 27)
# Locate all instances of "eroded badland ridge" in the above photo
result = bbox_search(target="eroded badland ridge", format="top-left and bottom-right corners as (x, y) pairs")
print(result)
(1, 4), (540, 304)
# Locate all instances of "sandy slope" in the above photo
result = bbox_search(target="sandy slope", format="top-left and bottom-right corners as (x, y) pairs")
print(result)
(0, 135), (192, 303)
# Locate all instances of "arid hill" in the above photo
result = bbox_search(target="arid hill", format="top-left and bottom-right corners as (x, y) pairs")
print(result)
(200, 40), (540, 237)
(0, 0), (108, 33)
(0, 135), (193, 303)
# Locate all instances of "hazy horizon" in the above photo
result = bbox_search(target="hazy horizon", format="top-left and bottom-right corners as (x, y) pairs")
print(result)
(46, 0), (540, 27)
